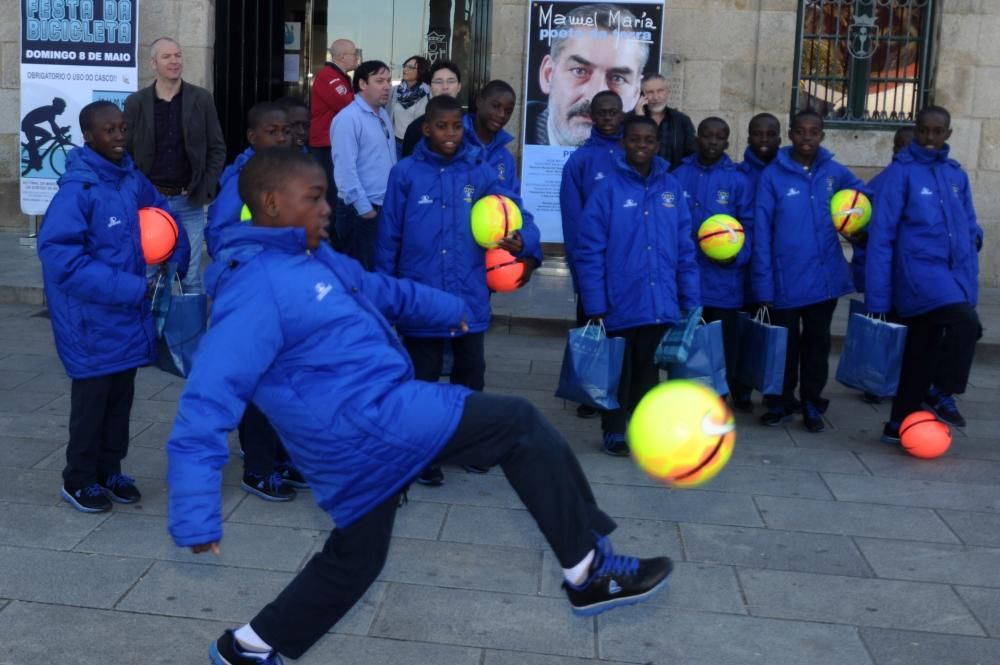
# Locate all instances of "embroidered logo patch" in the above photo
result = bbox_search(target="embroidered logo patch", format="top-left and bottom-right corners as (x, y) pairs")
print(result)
(661, 191), (676, 208)
(463, 184), (475, 203)
(314, 282), (333, 301)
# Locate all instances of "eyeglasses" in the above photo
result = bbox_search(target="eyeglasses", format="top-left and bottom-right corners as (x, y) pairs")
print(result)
(378, 116), (390, 141)
(402, 63), (418, 70)
(431, 78), (459, 86)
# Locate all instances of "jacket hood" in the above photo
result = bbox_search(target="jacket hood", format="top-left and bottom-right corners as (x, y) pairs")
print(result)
(413, 135), (483, 167)
(463, 114), (514, 152)
(742, 146), (774, 170)
(774, 145), (834, 173)
(204, 224), (309, 296)
(679, 152), (735, 172)
(58, 145), (136, 187)
(896, 141), (956, 167)
(585, 125), (623, 145)
(217, 146), (256, 191)
(613, 152), (670, 183)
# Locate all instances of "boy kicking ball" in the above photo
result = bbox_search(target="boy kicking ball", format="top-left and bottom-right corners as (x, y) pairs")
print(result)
(166, 148), (673, 664)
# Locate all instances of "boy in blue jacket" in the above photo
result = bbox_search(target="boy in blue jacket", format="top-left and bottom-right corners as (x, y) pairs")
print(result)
(560, 90), (625, 418)
(377, 95), (542, 486)
(206, 101), (304, 501)
(576, 115), (701, 456)
(865, 106), (983, 441)
(851, 126), (914, 295)
(752, 109), (866, 433)
(206, 102), (291, 258)
(674, 117), (754, 411)
(464, 79), (520, 193)
(39, 101), (190, 513)
(167, 149), (673, 665)
(738, 113), (781, 191)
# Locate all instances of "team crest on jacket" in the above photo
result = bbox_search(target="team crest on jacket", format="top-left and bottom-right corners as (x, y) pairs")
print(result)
(463, 184), (475, 203)
(715, 190), (730, 206)
(497, 163), (506, 181)
(661, 191), (676, 208)
(951, 182), (960, 197)
(825, 177), (835, 193)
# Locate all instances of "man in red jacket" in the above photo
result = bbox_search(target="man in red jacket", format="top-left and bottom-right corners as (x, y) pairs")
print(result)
(310, 38), (359, 241)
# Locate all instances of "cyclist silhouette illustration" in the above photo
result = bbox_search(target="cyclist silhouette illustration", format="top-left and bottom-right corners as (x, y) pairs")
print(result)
(21, 97), (77, 176)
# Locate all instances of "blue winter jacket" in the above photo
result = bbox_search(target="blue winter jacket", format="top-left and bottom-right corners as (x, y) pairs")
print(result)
(463, 114), (520, 194)
(167, 224), (471, 546)
(38, 146), (190, 379)
(205, 146), (255, 260)
(674, 153), (754, 308)
(849, 165), (894, 293)
(376, 140), (542, 337)
(751, 146), (865, 309)
(738, 147), (776, 303)
(737, 146), (773, 192)
(865, 141), (983, 317)
(559, 126), (623, 288)
(576, 155), (701, 332)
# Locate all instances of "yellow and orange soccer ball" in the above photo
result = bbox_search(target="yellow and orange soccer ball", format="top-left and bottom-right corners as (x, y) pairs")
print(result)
(830, 189), (872, 236)
(697, 214), (744, 262)
(627, 380), (735, 488)
(470, 194), (523, 248)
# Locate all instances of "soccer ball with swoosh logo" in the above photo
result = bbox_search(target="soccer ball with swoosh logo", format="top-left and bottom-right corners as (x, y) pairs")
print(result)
(627, 380), (735, 488)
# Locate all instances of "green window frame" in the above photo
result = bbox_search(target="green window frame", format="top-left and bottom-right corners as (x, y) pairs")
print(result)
(792, 0), (937, 129)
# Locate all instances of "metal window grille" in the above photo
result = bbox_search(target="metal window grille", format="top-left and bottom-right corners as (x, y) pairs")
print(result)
(792, 0), (936, 128)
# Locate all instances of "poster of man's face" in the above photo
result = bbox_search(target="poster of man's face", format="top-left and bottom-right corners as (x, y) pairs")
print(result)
(524, 2), (663, 147)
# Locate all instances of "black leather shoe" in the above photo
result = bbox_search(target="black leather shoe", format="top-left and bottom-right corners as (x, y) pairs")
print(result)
(416, 465), (444, 486)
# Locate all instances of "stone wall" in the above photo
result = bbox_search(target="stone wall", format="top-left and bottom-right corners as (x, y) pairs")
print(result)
(0, 0), (214, 231)
(493, 0), (1000, 286)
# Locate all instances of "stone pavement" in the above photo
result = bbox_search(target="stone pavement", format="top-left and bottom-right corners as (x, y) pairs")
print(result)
(1, 303), (1000, 664)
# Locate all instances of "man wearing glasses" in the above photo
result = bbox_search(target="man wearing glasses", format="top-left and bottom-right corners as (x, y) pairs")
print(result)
(310, 39), (359, 213)
(331, 60), (397, 270)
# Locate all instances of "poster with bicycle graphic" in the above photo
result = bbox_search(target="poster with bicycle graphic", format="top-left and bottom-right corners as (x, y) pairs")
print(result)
(19, 0), (139, 215)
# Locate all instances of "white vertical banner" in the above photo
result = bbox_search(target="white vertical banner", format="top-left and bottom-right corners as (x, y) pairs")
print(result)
(520, 1), (665, 242)
(19, 0), (140, 215)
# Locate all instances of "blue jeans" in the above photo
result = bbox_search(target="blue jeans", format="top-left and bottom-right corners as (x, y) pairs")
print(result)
(334, 199), (379, 271)
(165, 194), (206, 294)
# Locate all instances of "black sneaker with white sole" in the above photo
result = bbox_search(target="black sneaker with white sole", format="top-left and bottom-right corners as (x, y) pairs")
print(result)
(563, 535), (673, 616)
(241, 471), (296, 502)
(61, 484), (112, 513)
(99, 473), (141, 504)
(209, 629), (283, 664)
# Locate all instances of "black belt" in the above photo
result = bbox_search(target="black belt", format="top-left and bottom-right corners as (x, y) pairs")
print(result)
(154, 184), (186, 196)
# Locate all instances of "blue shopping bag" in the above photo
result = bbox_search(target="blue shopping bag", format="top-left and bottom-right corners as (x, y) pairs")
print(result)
(555, 321), (625, 410)
(151, 264), (207, 378)
(836, 313), (907, 398)
(655, 306), (703, 367)
(666, 320), (728, 395)
(735, 309), (787, 395)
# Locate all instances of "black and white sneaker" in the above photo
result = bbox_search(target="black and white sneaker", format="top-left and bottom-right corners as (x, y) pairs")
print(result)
(563, 536), (673, 616)
(241, 472), (296, 502)
(209, 629), (283, 664)
(99, 473), (142, 504)
(276, 462), (309, 490)
(61, 484), (112, 513)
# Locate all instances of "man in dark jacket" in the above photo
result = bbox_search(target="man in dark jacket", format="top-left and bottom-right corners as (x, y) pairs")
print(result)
(124, 37), (226, 294)
(628, 73), (695, 170)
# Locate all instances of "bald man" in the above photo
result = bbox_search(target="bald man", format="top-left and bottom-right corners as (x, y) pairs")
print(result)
(310, 38), (360, 240)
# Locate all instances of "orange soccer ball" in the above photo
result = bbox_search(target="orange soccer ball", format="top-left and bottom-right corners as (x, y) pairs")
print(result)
(138, 207), (179, 264)
(900, 411), (951, 459)
(484, 248), (525, 292)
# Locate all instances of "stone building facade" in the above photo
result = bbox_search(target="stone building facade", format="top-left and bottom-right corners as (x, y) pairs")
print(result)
(1, 0), (997, 284)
